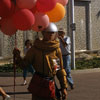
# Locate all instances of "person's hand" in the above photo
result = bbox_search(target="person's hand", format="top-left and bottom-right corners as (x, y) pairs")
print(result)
(13, 48), (21, 64)
(58, 35), (62, 40)
(13, 48), (20, 57)
(61, 88), (67, 100)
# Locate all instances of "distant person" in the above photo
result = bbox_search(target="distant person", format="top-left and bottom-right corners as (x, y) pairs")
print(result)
(58, 28), (74, 90)
(23, 39), (35, 85)
(0, 87), (11, 100)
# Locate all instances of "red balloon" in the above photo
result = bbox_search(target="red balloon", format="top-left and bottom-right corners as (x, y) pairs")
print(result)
(16, 0), (37, 9)
(0, 0), (12, 18)
(14, 5), (21, 12)
(32, 12), (49, 32)
(7, 2), (16, 17)
(57, 0), (68, 6)
(13, 9), (35, 30)
(30, 6), (37, 14)
(36, 0), (57, 12)
(0, 17), (17, 36)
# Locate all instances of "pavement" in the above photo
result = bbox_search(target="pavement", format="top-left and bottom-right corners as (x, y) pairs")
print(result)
(0, 68), (100, 100)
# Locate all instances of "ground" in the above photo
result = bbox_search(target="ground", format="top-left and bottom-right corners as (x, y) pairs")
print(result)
(0, 68), (100, 100)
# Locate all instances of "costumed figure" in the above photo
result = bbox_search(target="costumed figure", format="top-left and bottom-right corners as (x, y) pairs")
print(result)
(13, 23), (68, 100)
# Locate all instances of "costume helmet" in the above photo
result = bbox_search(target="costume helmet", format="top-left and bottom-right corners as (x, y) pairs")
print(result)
(43, 23), (58, 32)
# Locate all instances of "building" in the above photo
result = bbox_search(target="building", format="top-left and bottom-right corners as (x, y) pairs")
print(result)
(0, 0), (100, 59)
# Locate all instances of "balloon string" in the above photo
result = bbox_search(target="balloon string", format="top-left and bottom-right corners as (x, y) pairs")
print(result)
(13, 33), (17, 100)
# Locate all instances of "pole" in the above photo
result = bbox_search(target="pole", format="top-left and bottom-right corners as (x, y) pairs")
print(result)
(70, 0), (76, 69)
(13, 34), (17, 100)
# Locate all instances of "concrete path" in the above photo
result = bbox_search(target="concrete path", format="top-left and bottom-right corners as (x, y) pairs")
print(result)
(0, 68), (100, 100)
(68, 68), (100, 100)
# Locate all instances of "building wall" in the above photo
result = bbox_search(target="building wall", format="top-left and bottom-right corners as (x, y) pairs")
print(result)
(74, 2), (87, 50)
(0, 0), (100, 58)
(91, 0), (100, 50)
(74, 0), (100, 50)
(0, 31), (24, 58)
(0, 30), (38, 58)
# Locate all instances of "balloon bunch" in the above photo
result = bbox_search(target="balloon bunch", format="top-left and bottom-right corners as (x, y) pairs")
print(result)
(0, 0), (68, 36)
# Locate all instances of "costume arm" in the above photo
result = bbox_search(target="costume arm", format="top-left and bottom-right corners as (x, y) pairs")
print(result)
(56, 48), (68, 89)
(56, 48), (63, 69)
(56, 69), (68, 89)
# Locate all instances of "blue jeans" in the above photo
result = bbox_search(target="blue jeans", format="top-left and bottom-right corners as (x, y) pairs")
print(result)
(62, 55), (74, 85)
(23, 65), (35, 78)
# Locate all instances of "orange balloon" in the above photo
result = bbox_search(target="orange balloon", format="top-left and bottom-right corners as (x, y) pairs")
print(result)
(46, 3), (66, 22)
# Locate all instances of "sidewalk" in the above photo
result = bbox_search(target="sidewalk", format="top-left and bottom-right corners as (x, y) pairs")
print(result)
(72, 68), (100, 74)
(0, 68), (100, 100)
(69, 68), (100, 100)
